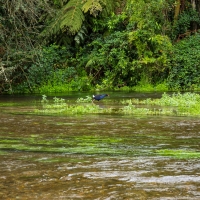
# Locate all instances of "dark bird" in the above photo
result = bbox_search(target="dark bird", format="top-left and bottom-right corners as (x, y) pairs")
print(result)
(93, 94), (109, 101)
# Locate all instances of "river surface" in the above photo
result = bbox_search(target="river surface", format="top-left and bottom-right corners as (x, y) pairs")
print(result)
(0, 92), (199, 199)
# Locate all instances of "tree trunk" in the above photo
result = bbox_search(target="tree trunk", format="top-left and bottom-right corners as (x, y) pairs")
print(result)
(195, 0), (200, 19)
(191, 0), (196, 30)
(174, 0), (181, 25)
(191, 0), (196, 10)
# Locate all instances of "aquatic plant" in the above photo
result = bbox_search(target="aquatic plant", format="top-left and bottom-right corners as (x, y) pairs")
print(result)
(120, 92), (200, 116)
(35, 93), (200, 116)
(156, 149), (200, 159)
(0, 134), (131, 156)
(76, 96), (92, 103)
(53, 97), (65, 104)
(36, 95), (108, 114)
(121, 102), (150, 115)
(41, 94), (48, 103)
(0, 102), (21, 107)
(0, 151), (7, 155)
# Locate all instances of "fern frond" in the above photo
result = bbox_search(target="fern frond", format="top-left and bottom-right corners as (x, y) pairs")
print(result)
(41, 0), (117, 42)
(82, 0), (117, 17)
(100, 0), (115, 15)
(74, 25), (88, 44)
(42, 0), (85, 39)
(82, 0), (102, 17)
(60, 0), (85, 34)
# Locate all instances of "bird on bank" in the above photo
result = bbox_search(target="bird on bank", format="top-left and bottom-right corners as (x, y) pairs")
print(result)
(93, 94), (109, 101)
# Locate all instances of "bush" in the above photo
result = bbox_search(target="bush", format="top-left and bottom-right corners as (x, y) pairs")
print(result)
(172, 8), (200, 40)
(13, 44), (76, 93)
(167, 33), (200, 90)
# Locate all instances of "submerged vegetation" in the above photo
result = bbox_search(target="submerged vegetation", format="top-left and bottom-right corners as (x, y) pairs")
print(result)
(35, 92), (200, 117)
(0, 134), (199, 159)
(156, 149), (200, 159)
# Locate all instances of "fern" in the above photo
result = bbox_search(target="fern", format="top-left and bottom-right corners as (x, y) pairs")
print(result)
(60, 0), (85, 34)
(42, 0), (84, 40)
(41, 0), (117, 42)
(82, 0), (103, 17)
(74, 25), (88, 44)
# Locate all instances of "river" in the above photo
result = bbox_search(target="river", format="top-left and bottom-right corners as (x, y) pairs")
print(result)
(0, 92), (199, 199)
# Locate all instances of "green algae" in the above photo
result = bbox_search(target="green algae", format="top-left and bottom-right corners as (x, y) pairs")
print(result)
(0, 102), (22, 107)
(0, 150), (7, 155)
(1, 127), (199, 160)
(156, 149), (200, 159)
(0, 134), (141, 156)
(0, 138), (22, 144)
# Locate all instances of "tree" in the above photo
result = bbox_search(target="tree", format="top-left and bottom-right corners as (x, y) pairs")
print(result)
(40, 0), (117, 45)
(0, 0), (51, 93)
(126, 0), (172, 84)
(172, 0), (200, 40)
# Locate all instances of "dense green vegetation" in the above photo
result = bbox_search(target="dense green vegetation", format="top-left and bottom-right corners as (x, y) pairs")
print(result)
(0, 0), (200, 93)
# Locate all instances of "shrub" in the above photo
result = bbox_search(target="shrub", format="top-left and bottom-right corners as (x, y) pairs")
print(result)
(13, 44), (76, 93)
(167, 33), (200, 90)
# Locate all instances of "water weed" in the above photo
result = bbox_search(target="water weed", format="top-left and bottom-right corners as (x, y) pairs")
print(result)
(120, 92), (200, 116)
(35, 93), (200, 116)
(156, 149), (200, 159)
(35, 95), (103, 114)
(41, 94), (48, 103)
(76, 96), (92, 103)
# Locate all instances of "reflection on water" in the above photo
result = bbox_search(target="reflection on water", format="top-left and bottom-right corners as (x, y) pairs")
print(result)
(0, 92), (200, 199)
